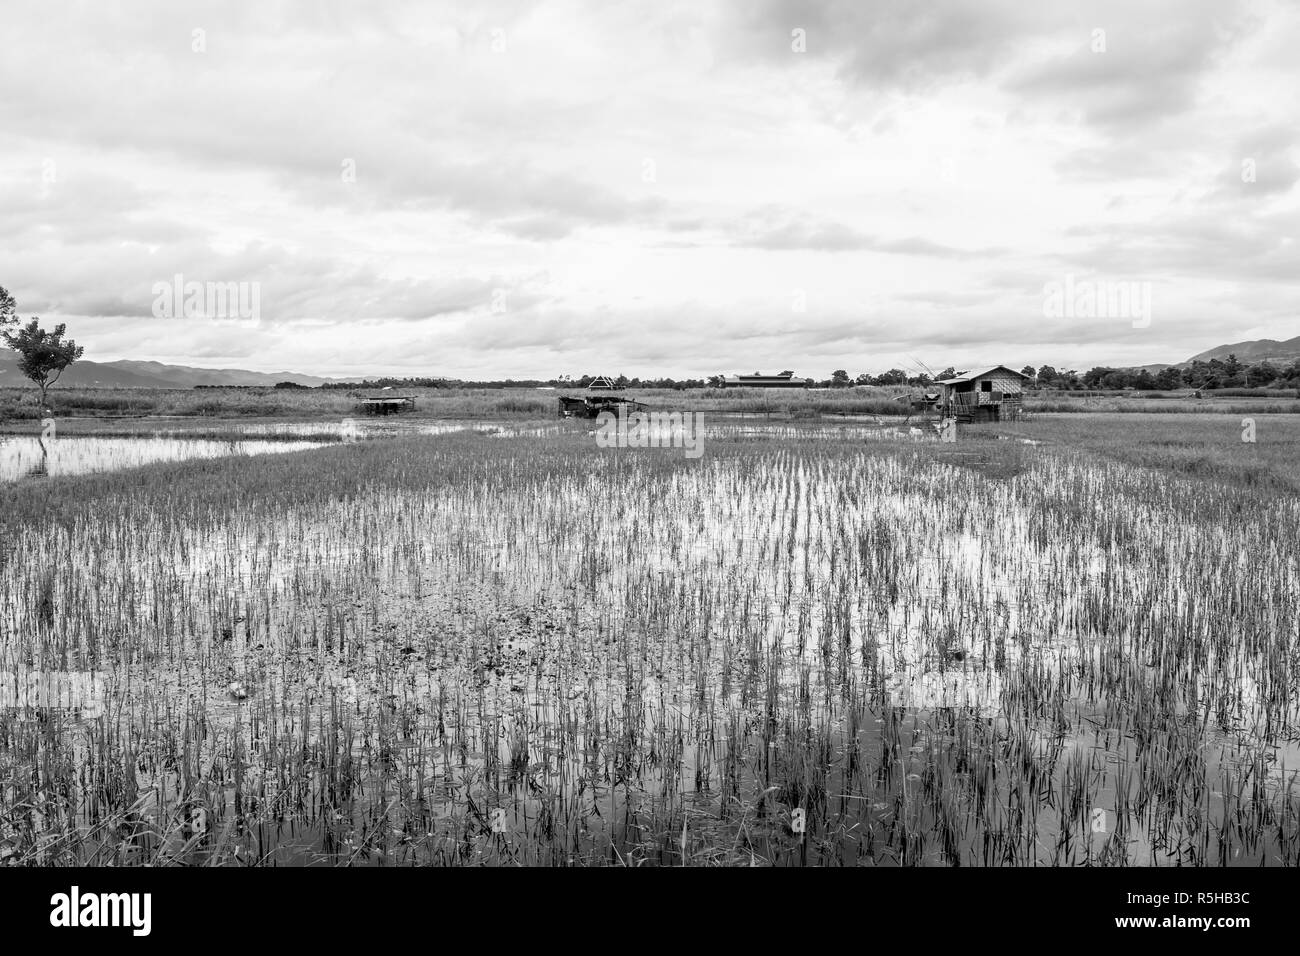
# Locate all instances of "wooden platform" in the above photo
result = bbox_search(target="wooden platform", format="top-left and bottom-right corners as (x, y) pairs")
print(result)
(557, 395), (648, 419)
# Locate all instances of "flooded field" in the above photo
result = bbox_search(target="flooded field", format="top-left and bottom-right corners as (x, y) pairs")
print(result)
(0, 417), (933, 484)
(0, 426), (1297, 866)
(0, 434), (327, 482)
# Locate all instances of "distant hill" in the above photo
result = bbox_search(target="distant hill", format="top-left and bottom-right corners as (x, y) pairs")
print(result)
(1185, 335), (1300, 366)
(104, 360), (348, 388)
(0, 356), (355, 389)
(0, 357), (170, 388)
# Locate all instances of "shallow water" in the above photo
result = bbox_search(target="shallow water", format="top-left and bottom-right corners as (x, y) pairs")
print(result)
(3, 428), (1297, 867)
(0, 435), (327, 481)
(238, 417), (922, 443)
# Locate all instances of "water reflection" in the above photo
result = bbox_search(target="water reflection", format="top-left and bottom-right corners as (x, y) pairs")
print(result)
(0, 435), (326, 482)
(0, 417), (934, 483)
(27, 436), (50, 479)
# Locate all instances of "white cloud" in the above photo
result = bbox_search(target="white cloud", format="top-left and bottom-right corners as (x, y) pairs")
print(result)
(1, 0), (1297, 378)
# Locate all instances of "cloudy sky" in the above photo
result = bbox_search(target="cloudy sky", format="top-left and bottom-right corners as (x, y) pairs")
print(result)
(2, 0), (1297, 379)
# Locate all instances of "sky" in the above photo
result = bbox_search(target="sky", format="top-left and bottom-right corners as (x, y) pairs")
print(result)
(2, 0), (1298, 380)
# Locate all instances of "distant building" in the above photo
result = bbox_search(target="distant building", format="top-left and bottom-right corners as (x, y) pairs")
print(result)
(718, 371), (813, 388)
(587, 375), (622, 390)
(936, 366), (1030, 422)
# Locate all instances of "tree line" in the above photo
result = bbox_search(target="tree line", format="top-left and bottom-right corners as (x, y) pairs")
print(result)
(320, 374), (712, 390)
(768, 360), (1300, 391)
(1068, 356), (1300, 391)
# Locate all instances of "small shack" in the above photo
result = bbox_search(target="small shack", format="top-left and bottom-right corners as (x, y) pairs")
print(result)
(357, 395), (417, 416)
(897, 391), (942, 415)
(936, 366), (1029, 422)
(558, 394), (647, 419)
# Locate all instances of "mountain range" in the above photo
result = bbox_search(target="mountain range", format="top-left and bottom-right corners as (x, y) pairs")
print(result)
(1184, 335), (1300, 366)
(0, 356), (353, 389)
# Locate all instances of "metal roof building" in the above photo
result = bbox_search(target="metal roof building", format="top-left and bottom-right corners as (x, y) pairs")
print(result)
(718, 371), (813, 388)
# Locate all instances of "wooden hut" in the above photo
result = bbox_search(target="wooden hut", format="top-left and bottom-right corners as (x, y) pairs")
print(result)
(357, 395), (417, 415)
(936, 366), (1030, 422)
(558, 394), (647, 419)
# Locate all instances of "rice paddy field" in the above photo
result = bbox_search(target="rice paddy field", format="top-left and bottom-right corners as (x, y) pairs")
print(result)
(1, 412), (1298, 867)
